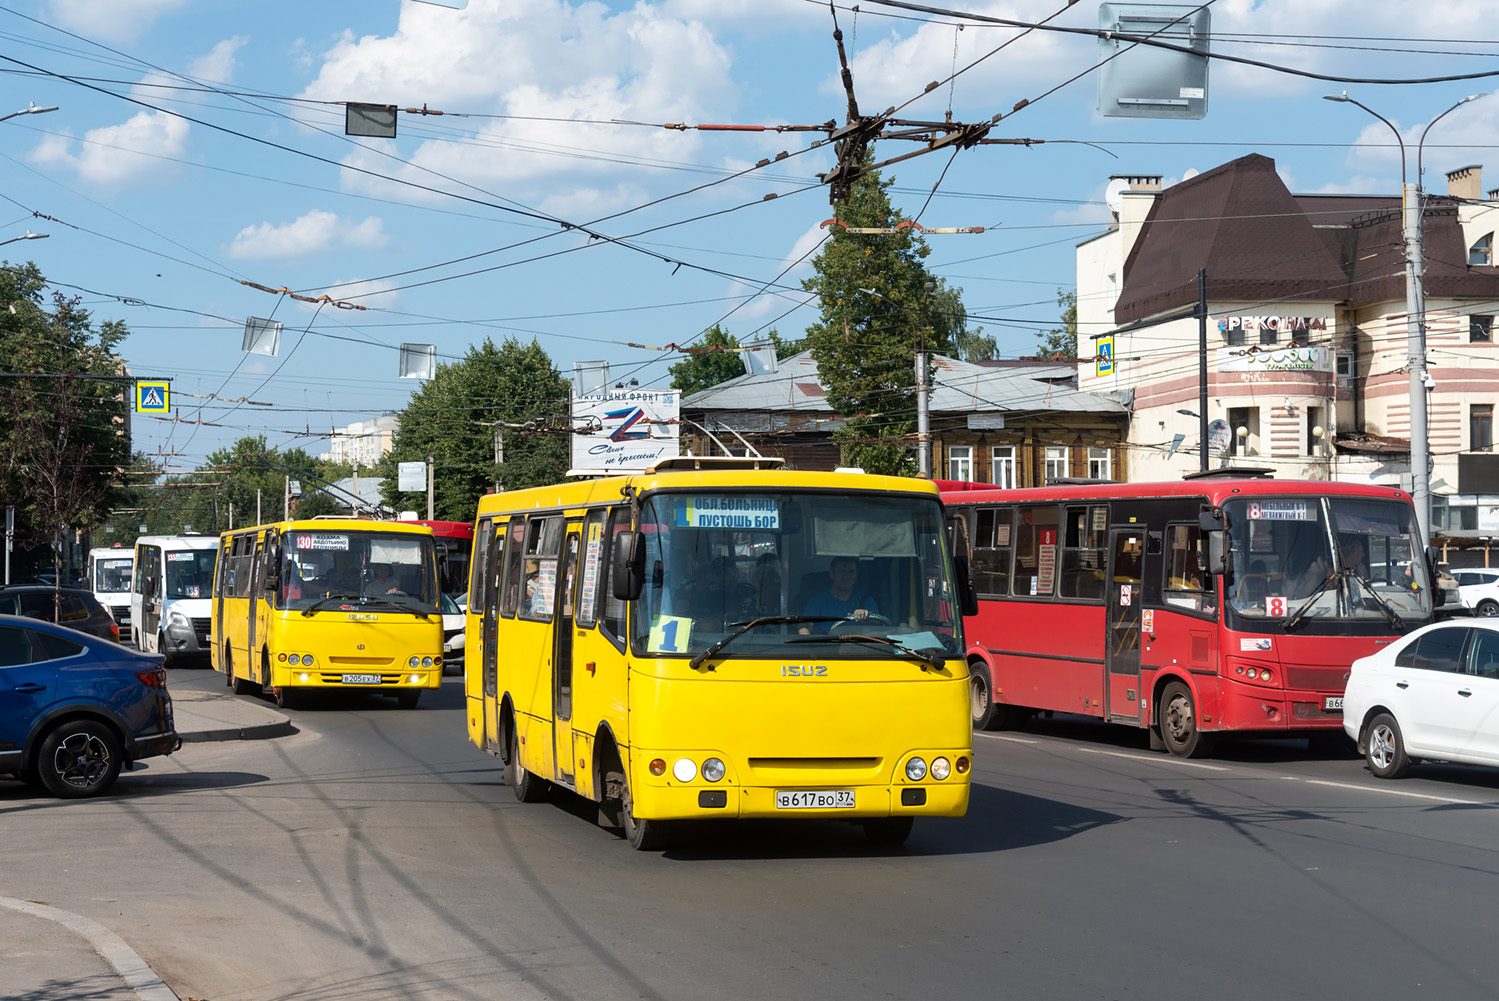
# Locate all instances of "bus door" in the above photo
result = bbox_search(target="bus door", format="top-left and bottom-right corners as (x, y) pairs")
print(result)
(248, 534), (270, 681)
(478, 517), (507, 753)
(140, 546), (162, 648)
(1105, 529), (1144, 723)
(551, 523), (582, 788)
(215, 537), (231, 666)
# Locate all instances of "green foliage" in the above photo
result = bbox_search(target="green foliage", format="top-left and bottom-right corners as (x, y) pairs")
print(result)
(0, 263), (133, 574)
(669, 325), (746, 396)
(1033, 289), (1078, 360)
(377, 337), (569, 520)
(669, 326), (810, 396)
(799, 164), (968, 475)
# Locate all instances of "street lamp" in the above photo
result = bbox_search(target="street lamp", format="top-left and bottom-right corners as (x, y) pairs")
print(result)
(0, 230), (48, 248)
(1323, 91), (1488, 545)
(0, 102), (58, 124)
(858, 284), (936, 477)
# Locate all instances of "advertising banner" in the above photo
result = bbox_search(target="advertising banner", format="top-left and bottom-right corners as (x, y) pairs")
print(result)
(571, 388), (680, 473)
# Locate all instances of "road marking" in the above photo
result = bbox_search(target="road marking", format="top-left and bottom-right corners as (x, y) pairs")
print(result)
(1077, 748), (1231, 771)
(976, 733), (1038, 744)
(1298, 777), (1499, 807)
(0, 896), (177, 1000)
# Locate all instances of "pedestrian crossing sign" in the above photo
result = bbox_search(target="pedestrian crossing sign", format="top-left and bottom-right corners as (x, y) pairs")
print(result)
(135, 380), (170, 414)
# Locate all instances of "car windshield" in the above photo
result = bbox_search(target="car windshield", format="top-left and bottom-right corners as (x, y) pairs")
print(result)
(630, 491), (962, 660)
(439, 592), (460, 615)
(279, 530), (438, 613)
(94, 558), (133, 593)
(164, 550), (216, 599)
(1224, 496), (1431, 624)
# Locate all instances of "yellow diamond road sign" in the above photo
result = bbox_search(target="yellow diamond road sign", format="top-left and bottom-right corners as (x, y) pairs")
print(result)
(135, 380), (170, 414)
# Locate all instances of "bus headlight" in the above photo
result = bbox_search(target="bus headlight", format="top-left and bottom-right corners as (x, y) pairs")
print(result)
(287, 654), (300, 666)
(302, 654), (314, 667)
(421, 656), (433, 668)
(931, 757), (952, 780)
(672, 758), (697, 782)
(299, 672), (310, 683)
(702, 758), (726, 782)
(408, 656), (420, 668)
(905, 756), (928, 781)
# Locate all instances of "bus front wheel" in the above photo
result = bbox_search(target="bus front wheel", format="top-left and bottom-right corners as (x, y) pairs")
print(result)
(1159, 681), (1209, 758)
(621, 772), (668, 851)
(507, 722), (550, 803)
(396, 690), (421, 710)
(970, 661), (1001, 731)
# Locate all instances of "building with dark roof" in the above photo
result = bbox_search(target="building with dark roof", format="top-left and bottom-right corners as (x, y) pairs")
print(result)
(1077, 154), (1499, 555)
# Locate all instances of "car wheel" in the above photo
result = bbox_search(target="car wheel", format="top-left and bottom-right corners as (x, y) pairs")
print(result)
(1365, 713), (1412, 778)
(36, 720), (123, 798)
(1477, 600), (1499, 617)
(862, 817), (914, 847)
(507, 721), (550, 803)
(1158, 680), (1210, 758)
(396, 690), (421, 710)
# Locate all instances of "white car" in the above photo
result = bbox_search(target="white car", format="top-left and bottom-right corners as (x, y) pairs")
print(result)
(440, 592), (465, 675)
(1343, 619), (1499, 778)
(1451, 568), (1499, 617)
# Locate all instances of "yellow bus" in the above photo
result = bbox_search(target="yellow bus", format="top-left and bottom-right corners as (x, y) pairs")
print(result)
(465, 459), (974, 849)
(211, 518), (445, 710)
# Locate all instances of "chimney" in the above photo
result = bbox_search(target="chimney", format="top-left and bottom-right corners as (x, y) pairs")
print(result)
(1112, 174), (1163, 193)
(1488, 187), (1499, 202)
(1447, 164), (1482, 200)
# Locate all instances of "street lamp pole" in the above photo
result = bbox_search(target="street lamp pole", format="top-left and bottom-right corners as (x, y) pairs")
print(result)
(0, 230), (47, 248)
(1324, 91), (1486, 546)
(0, 102), (58, 125)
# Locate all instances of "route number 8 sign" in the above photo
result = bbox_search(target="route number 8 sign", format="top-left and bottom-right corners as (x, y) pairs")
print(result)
(1265, 596), (1288, 617)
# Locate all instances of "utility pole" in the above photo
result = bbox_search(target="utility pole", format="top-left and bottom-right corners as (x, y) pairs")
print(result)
(917, 280), (935, 478)
(283, 475), (290, 520)
(426, 454), (435, 520)
(1198, 268), (1209, 473)
(4, 506), (12, 585)
(494, 426), (504, 494)
(256, 488), (262, 525)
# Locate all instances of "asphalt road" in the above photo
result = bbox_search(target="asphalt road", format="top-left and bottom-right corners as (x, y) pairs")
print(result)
(5, 668), (1499, 1001)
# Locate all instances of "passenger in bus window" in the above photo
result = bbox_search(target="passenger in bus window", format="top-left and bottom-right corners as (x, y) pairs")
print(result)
(370, 563), (405, 595)
(1287, 548), (1331, 597)
(1338, 534), (1369, 578)
(798, 556), (879, 633)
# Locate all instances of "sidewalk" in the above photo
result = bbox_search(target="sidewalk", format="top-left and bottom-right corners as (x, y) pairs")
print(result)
(0, 677), (291, 1001)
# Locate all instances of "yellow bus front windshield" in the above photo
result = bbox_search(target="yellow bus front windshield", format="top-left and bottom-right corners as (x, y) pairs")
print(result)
(630, 491), (962, 661)
(278, 529), (439, 615)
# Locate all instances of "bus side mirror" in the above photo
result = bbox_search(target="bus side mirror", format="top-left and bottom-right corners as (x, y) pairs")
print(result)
(1199, 508), (1230, 578)
(612, 531), (644, 601)
(265, 546), (282, 591)
(1425, 545), (1446, 605)
(142, 576), (155, 597)
(955, 555), (979, 617)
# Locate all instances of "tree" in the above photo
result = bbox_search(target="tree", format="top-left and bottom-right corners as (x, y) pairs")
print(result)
(377, 337), (570, 519)
(1033, 289), (1078, 360)
(0, 264), (132, 592)
(800, 163), (966, 474)
(669, 325), (809, 396)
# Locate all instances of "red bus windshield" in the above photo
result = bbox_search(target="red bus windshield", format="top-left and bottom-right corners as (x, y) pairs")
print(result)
(408, 520), (473, 597)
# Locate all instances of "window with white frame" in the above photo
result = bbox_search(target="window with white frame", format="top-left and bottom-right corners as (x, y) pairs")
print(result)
(1044, 446), (1069, 483)
(1087, 446), (1112, 480)
(947, 445), (973, 481)
(991, 446), (1016, 489)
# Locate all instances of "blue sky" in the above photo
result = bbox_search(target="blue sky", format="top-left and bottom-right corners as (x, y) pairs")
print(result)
(2, 0), (1496, 473)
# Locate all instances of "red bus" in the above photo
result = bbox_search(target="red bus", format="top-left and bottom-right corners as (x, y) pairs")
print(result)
(940, 471), (1438, 757)
(409, 520), (474, 597)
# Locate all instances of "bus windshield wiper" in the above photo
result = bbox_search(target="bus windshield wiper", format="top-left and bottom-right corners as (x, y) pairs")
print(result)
(1345, 571), (1406, 630)
(1283, 571), (1339, 632)
(300, 593), (361, 617)
(688, 615), (840, 670)
(784, 632), (947, 669)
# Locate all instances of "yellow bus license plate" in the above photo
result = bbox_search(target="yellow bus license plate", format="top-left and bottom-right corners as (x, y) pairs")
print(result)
(776, 790), (855, 809)
(342, 673), (380, 685)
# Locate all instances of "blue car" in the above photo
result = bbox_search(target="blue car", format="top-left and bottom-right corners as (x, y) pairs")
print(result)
(0, 614), (180, 798)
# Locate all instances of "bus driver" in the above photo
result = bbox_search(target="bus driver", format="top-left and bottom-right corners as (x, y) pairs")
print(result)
(798, 555), (879, 634)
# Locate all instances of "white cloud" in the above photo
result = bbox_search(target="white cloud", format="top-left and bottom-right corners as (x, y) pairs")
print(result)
(189, 36), (249, 84)
(300, 0), (740, 205)
(47, 0), (187, 42)
(226, 210), (389, 259)
(28, 109), (190, 186)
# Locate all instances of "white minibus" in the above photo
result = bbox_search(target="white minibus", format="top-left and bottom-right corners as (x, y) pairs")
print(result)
(88, 546), (135, 630)
(132, 534), (218, 663)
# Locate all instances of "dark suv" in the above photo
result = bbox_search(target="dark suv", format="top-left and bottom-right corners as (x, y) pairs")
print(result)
(0, 615), (179, 797)
(0, 586), (120, 643)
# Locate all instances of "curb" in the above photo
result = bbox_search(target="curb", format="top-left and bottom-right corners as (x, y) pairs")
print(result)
(179, 718), (296, 743)
(0, 896), (178, 1001)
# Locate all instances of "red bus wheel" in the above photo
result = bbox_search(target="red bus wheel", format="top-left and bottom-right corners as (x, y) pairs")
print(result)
(1159, 681), (1209, 758)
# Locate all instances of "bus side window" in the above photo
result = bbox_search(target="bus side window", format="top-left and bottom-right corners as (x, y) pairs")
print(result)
(1061, 505), (1106, 601)
(519, 517), (563, 622)
(1012, 505), (1059, 597)
(972, 507), (1012, 597)
(577, 509), (608, 629)
(600, 507), (630, 645)
(471, 517), (494, 615)
(500, 516), (525, 617)
(1164, 524), (1214, 613)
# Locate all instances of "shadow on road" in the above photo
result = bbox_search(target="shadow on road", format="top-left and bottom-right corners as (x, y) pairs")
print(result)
(0, 768), (270, 812)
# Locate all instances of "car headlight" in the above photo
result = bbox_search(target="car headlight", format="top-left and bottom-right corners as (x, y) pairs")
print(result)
(905, 756), (928, 781)
(166, 611), (190, 631)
